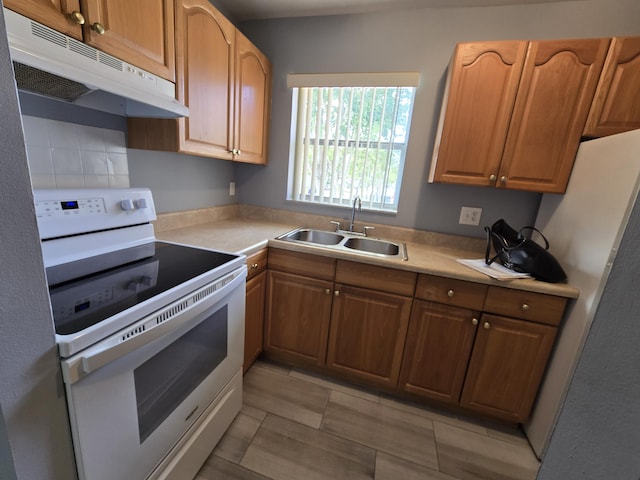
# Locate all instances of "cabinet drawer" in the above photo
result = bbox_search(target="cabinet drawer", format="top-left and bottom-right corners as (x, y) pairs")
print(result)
(246, 249), (268, 280)
(484, 286), (567, 326)
(267, 248), (336, 281)
(415, 274), (487, 310)
(335, 260), (416, 296)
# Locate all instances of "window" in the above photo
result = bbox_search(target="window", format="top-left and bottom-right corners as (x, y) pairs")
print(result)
(287, 73), (418, 213)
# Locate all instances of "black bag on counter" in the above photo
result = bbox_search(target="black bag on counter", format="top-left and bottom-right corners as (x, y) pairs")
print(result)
(484, 219), (567, 283)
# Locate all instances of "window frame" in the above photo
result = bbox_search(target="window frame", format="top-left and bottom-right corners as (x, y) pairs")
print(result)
(286, 72), (419, 214)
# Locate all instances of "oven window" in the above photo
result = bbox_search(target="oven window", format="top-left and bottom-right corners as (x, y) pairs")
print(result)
(134, 306), (228, 443)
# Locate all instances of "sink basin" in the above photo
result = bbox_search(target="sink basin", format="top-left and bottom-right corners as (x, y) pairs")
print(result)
(277, 227), (406, 259)
(282, 228), (344, 245)
(343, 237), (400, 256)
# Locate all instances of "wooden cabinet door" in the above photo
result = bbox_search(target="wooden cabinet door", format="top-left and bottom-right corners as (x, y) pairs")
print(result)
(584, 36), (640, 138)
(264, 270), (333, 367)
(399, 300), (478, 404)
(233, 30), (272, 165)
(244, 270), (266, 373)
(80, 0), (175, 81)
(460, 314), (556, 423)
(174, 0), (235, 159)
(4, 0), (83, 39)
(326, 284), (412, 389)
(429, 41), (527, 187)
(499, 38), (609, 193)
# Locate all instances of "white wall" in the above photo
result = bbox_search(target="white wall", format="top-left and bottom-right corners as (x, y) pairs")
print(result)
(0, 6), (76, 479)
(235, 0), (640, 236)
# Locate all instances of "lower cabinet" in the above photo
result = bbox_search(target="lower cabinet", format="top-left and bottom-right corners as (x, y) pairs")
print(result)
(263, 248), (568, 424)
(264, 269), (333, 366)
(399, 300), (479, 404)
(459, 314), (556, 422)
(243, 249), (268, 373)
(326, 284), (412, 389)
(399, 275), (565, 423)
(244, 270), (266, 373)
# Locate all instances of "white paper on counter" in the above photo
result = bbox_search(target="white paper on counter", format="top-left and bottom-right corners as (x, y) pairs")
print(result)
(456, 258), (532, 280)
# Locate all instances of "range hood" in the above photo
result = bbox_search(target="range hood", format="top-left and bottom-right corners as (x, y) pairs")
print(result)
(3, 8), (188, 118)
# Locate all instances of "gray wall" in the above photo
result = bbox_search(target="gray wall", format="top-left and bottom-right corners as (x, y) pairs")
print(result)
(128, 149), (238, 213)
(235, 0), (640, 237)
(0, 6), (76, 480)
(537, 189), (640, 479)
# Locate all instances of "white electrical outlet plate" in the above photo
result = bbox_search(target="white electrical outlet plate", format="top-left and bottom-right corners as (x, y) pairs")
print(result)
(229, 182), (236, 196)
(459, 206), (482, 226)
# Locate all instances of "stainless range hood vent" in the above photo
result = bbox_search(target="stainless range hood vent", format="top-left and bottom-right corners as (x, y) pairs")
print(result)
(13, 61), (91, 101)
(4, 7), (189, 118)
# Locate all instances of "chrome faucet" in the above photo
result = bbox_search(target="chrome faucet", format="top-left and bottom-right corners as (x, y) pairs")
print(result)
(349, 196), (361, 232)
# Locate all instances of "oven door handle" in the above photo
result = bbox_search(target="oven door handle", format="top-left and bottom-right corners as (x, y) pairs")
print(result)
(62, 268), (246, 384)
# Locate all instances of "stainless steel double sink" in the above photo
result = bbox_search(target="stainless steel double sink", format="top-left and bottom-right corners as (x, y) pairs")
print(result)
(276, 227), (407, 259)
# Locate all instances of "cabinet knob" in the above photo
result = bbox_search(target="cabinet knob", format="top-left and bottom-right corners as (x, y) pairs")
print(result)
(471, 318), (478, 326)
(334, 290), (340, 297)
(489, 174), (497, 182)
(522, 303), (529, 311)
(483, 322), (490, 329)
(251, 263), (259, 270)
(447, 289), (455, 297)
(325, 289), (331, 295)
(70, 11), (85, 25)
(236, 149), (242, 156)
(91, 22), (106, 35)
(500, 176), (508, 183)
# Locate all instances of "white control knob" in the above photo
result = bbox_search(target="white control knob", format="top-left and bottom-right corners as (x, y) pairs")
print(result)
(120, 199), (135, 211)
(135, 198), (148, 209)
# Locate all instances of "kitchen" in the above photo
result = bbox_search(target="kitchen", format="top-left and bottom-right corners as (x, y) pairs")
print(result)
(1, 0), (639, 479)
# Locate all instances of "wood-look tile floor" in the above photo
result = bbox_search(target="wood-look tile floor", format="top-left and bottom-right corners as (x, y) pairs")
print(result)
(195, 360), (540, 480)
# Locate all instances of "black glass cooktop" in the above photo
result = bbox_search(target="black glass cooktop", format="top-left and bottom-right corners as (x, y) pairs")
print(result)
(47, 242), (239, 336)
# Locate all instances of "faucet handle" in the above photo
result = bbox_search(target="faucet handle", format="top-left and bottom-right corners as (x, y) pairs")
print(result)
(363, 226), (375, 237)
(329, 220), (341, 232)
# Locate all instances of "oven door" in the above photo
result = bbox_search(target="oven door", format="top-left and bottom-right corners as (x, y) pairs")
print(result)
(61, 266), (246, 480)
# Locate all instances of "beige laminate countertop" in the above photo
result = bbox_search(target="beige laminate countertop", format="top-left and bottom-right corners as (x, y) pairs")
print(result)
(154, 213), (579, 300)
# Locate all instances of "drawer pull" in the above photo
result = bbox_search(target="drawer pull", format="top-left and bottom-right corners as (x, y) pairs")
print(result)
(522, 303), (530, 311)
(471, 318), (478, 326)
(447, 289), (455, 297)
(251, 263), (259, 270)
(483, 322), (490, 329)
(334, 290), (340, 297)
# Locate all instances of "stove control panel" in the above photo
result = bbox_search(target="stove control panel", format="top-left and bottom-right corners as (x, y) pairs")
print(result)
(34, 188), (156, 240)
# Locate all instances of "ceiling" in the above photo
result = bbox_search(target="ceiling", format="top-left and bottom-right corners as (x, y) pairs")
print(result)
(213, 0), (578, 21)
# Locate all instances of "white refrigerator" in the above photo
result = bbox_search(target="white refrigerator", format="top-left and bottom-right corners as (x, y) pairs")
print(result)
(524, 128), (640, 458)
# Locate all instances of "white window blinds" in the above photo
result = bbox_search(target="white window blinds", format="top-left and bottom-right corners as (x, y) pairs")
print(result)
(287, 72), (418, 213)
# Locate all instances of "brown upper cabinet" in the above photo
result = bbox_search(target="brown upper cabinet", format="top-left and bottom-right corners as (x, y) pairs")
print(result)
(430, 38), (610, 193)
(583, 36), (640, 138)
(5, 0), (176, 82)
(127, 0), (272, 164)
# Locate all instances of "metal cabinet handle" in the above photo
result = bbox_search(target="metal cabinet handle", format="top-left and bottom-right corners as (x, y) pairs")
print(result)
(251, 263), (259, 270)
(500, 176), (507, 183)
(483, 322), (490, 329)
(447, 289), (455, 297)
(334, 291), (340, 297)
(471, 318), (478, 326)
(325, 289), (331, 295)
(522, 303), (529, 311)
(489, 174), (497, 182)
(70, 11), (85, 24)
(91, 22), (106, 35)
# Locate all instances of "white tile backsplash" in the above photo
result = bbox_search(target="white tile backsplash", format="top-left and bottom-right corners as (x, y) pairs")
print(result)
(22, 116), (129, 189)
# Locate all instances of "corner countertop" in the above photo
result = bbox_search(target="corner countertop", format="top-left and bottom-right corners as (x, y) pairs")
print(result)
(154, 207), (579, 299)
